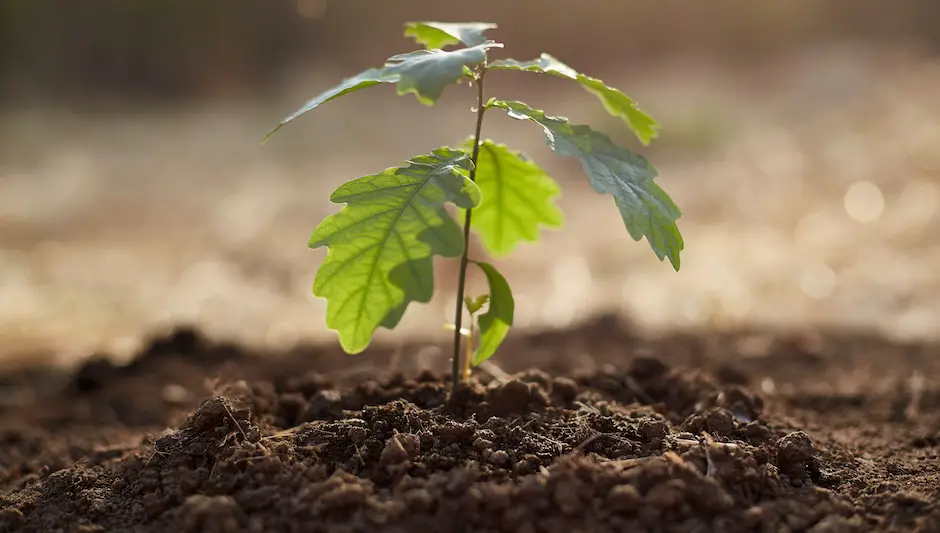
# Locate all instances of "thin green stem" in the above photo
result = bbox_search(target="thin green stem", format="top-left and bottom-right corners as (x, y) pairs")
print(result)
(451, 70), (487, 398)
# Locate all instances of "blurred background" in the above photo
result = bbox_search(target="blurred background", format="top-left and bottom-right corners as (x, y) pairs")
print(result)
(1, 0), (939, 369)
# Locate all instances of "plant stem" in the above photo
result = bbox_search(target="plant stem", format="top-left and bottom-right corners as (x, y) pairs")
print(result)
(464, 313), (475, 381)
(451, 71), (487, 397)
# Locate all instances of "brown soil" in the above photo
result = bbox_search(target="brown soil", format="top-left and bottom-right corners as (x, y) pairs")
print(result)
(1, 315), (938, 532)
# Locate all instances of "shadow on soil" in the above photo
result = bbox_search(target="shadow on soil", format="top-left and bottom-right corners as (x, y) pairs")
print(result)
(1, 315), (938, 532)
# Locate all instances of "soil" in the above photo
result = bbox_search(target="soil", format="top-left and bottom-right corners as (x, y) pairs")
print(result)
(1, 314), (939, 533)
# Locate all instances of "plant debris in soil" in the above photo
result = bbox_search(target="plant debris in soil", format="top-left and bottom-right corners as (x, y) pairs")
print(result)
(1, 315), (939, 532)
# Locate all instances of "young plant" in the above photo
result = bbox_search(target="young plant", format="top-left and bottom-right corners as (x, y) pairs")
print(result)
(263, 21), (684, 393)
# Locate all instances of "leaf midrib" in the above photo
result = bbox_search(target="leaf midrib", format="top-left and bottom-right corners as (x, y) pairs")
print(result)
(351, 165), (456, 340)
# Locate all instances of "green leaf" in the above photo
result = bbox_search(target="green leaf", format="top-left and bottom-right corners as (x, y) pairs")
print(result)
(471, 261), (514, 366)
(404, 21), (497, 49)
(309, 147), (482, 353)
(461, 139), (564, 256)
(385, 44), (501, 104)
(264, 42), (502, 142)
(489, 54), (659, 145)
(490, 100), (683, 270)
(464, 294), (489, 315)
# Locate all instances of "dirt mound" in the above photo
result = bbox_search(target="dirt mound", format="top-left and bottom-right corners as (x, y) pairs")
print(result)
(1, 317), (939, 532)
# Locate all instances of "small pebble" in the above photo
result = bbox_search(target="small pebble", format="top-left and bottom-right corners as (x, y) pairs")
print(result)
(347, 427), (368, 444)
(380, 435), (410, 466)
(488, 449), (510, 466)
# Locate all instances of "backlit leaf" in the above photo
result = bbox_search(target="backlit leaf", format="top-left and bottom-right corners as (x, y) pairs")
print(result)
(490, 100), (683, 270)
(461, 139), (563, 256)
(309, 147), (482, 353)
(489, 54), (659, 145)
(471, 261), (514, 366)
(264, 42), (502, 142)
(404, 21), (498, 49)
(464, 294), (490, 315)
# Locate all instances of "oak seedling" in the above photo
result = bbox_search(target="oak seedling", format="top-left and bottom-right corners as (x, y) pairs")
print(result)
(264, 21), (684, 394)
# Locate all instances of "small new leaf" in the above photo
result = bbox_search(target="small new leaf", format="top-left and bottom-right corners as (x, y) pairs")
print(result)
(404, 21), (498, 49)
(309, 148), (482, 353)
(464, 294), (489, 315)
(461, 139), (563, 256)
(264, 42), (501, 142)
(471, 261), (514, 366)
(489, 54), (659, 145)
(490, 100), (683, 269)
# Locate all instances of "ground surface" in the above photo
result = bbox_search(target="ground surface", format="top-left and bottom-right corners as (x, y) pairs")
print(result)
(1, 316), (938, 532)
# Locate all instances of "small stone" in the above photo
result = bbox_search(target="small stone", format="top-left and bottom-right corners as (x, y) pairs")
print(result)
(397, 433), (420, 456)
(742, 421), (772, 443)
(776, 431), (815, 481)
(488, 449), (510, 467)
(513, 458), (535, 476)
(473, 437), (494, 453)
(372, 419), (390, 435)
(640, 419), (668, 441)
(380, 435), (411, 466)
(704, 408), (735, 437)
(347, 426), (368, 443)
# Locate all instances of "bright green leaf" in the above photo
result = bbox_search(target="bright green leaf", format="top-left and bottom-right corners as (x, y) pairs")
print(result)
(490, 100), (683, 270)
(460, 139), (564, 256)
(489, 54), (659, 145)
(464, 294), (489, 315)
(404, 21), (498, 49)
(264, 42), (502, 142)
(471, 261), (514, 366)
(309, 147), (482, 353)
